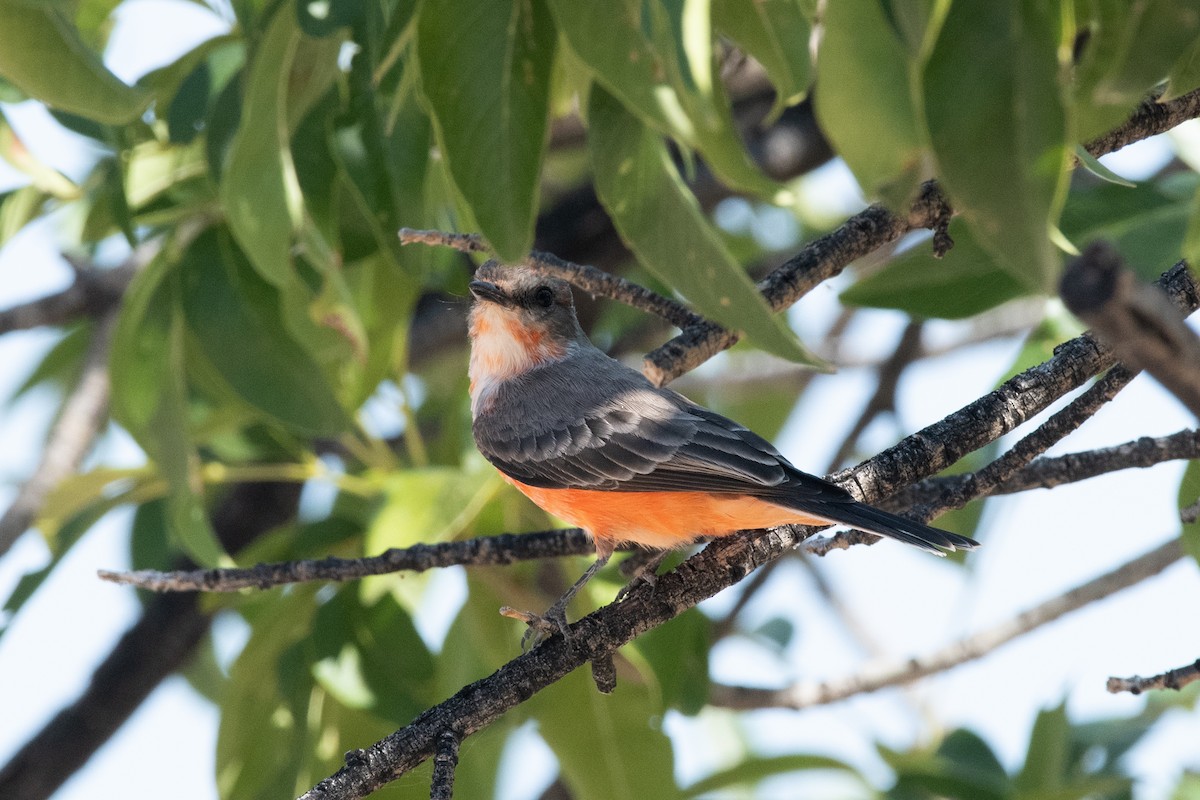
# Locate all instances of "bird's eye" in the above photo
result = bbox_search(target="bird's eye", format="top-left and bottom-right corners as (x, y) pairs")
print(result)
(533, 285), (555, 308)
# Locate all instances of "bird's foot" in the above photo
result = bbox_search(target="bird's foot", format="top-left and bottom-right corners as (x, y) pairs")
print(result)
(500, 602), (571, 651)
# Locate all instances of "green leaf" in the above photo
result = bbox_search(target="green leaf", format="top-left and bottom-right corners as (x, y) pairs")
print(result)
(179, 229), (350, 436)
(549, 0), (780, 199)
(713, 0), (811, 117)
(1179, 460), (1200, 568)
(588, 87), (820, 366)
(1171, 772), (1200, 800)
(530, 666), (683, 800)
(220, 5), (344, 287)
(1073, 0), (1200, 139)
(1015, 703), (1070, 794)
(924, 0), (1070, 292)
(816, 0), (924, 208)
(1074, 145), (1135, 188)
(0, 185), (50, 246)
(0, 4), (150, 124)
(310, 589), (435, 724)
(0, 111), (80, 198)
(417, 0), (556, 262)
(841, 219), (1031, 319)
(1166, 37), (1200, 101)
(683, 753), (862, 798)
(1061, 176), (1197, 282)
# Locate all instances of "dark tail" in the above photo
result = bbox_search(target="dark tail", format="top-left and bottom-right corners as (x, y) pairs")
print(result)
(804, 498), (979, 556)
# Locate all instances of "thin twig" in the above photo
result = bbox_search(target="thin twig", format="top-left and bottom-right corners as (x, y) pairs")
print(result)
(429, 732), (459, 800)
(1107, 659), (1200, 695)
(98, 530), (598, 592)
(709, 538), (1185, 711)
(0, 312), (117, 558)
(398, 228), (702, 330)
(912, 364), (1136, 520)
(826, 320), (925, 471)
(897, 429), (1200, 506)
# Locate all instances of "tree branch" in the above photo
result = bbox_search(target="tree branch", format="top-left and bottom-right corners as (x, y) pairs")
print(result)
(0, 312), (116, 558)
(709, 537), (1185, 711)
(429, 731), (460, 800)
(897, 429), (1200, 505)
(398, 229), (702, 330)
(1107, 658), (1200, 695)
(99, 529), (598, 592)
(0, 481), (302, 800)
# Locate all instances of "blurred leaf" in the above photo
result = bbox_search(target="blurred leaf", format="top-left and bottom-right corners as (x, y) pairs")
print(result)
(530, 666), (682, 800)
(124, 138), (207, 209)
(632, 606), (711, 715)
(310, 588), (435, 724)
(751, 615), (795, 652)
(296, 0), (364, 37)
(842, 221), (1030, 319)
(139, 34), (244, 145)
(712, 0), (812, 118)
(683, 753), (862, 798)
(1185, 176), (1200, 271)
(1015, 703), (1070, 794)
(1172, 772), (1200, 800)
(1166, 37), (1200, 101)
(816, 0), (923, 207)
(1073, 0), (1200, 140)
(1180, 460), (1200, 568)
(179, 229), (350, 436)
(9, 323), (89, 401)
(0, 111), (80, 198)
(883, 730), (1011, 800)
(0, 3), (150, 124)
(221, 5), (344, 287)
(589, 87), (820, 365)
(549, 0), (779, 199)
(924, 0), (1069, 292)
(417, 0), (555, 262)
(0, 185), (50, 246)
(364, 465), (500, 552)
(1060, 176), (1197, 282)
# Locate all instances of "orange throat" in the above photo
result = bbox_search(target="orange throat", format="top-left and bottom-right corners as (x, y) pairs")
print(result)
(468, 304), (567, 415)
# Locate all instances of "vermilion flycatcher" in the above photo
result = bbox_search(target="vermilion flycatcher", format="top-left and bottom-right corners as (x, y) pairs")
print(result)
(468, 261), (977, 636)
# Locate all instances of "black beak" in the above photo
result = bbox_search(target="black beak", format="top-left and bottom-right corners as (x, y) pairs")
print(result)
(468, 280), (507, 305)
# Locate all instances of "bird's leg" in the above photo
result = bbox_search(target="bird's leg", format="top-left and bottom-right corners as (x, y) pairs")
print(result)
(501, 547), (613, 650)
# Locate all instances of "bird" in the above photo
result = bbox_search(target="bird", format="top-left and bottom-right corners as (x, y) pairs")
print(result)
(466, 261), (978, 641)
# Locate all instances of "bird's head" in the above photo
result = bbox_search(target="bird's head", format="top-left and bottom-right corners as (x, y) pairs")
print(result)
(467, 262), (587, 404)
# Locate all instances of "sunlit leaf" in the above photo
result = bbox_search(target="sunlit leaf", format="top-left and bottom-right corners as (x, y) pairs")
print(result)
(220, 5), (344, 287)
(924, 0), (1070, 292)
(816, 0), (924, 208)
(417, 0), (555, 262)
(683, 753), (862, 798)
(0, 3), (150, 124)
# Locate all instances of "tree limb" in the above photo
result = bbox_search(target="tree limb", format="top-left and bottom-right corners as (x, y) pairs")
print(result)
(0, 312), (116, 558)
(1107, 658), (1200, 695)
(1061, 240), (1200, 417)
(710, 538), (1185, 711)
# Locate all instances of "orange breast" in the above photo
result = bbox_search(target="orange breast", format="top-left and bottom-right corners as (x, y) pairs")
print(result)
(504, 476), (833, 552)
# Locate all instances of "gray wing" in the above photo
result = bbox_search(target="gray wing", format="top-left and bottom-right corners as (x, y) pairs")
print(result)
(472, 353), (851, 504)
